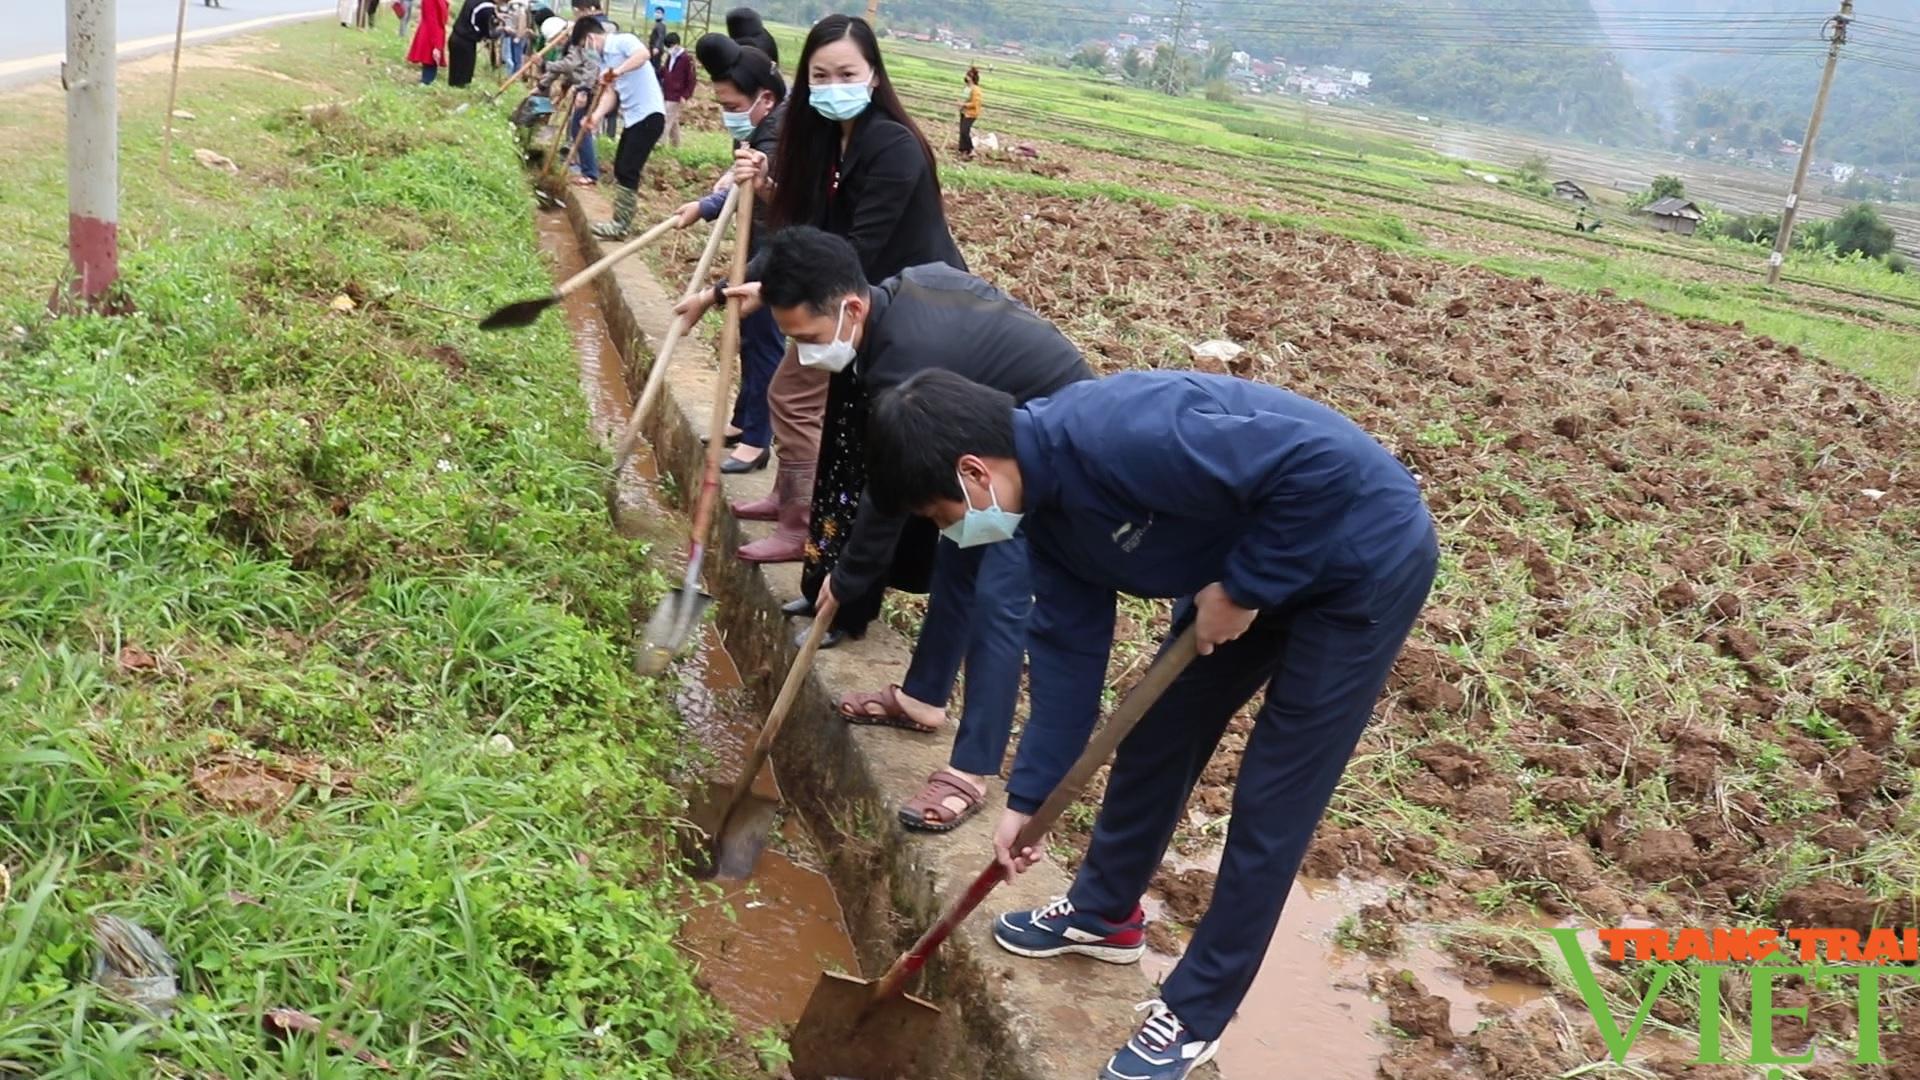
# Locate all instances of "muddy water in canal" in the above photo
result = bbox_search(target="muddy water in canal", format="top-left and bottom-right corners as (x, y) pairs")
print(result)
(538, 211), (858, 1037)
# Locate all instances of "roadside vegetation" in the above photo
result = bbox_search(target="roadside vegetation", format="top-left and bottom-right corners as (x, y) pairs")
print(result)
(1, 28), (739, 1079)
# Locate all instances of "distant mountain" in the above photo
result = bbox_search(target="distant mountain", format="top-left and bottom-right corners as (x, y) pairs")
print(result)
(1199, 0), (1652, 143)
(1591, 0), (1920, 171)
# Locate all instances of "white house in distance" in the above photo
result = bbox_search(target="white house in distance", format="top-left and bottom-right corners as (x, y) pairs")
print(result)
(1351, 69), (1372, 88)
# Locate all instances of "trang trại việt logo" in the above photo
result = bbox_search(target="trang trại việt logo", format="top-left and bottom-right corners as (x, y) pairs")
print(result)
(1548, 926), (1920, 1077)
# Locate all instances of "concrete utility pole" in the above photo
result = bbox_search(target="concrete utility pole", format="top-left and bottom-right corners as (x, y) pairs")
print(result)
(1766, 0), (1851, 286)
(61, 0), (120, 311)
(865, 0), (880, 27)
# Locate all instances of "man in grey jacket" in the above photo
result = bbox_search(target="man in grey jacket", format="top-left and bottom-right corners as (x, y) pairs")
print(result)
(714, 226), (1093, 833)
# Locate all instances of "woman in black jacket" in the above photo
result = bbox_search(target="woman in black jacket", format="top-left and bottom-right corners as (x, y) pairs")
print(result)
(448, 0), (498, 86)
(679, 14), (963, 645)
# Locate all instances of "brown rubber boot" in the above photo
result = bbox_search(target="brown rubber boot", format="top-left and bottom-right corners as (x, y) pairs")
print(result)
(730, 460), (785, 521)
(737, 464), (812, 563)
(730, 491), (780, 521)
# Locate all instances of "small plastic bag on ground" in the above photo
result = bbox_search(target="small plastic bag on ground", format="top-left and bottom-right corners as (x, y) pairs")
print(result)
(90, 915), (179, 1019)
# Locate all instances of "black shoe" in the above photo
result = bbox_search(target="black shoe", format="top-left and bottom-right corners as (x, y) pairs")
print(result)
(701, 432), (745, 448)
(720, 448), (770, 475)
(781, 596), (816, 618)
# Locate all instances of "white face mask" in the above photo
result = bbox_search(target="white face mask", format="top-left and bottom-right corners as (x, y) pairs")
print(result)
(794, 299), (857, 372)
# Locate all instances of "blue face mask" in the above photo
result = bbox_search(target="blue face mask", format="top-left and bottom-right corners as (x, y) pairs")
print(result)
(809, 81), (872, 121)
(722, 109), (756, 141)
(941, 469), (1022, 548)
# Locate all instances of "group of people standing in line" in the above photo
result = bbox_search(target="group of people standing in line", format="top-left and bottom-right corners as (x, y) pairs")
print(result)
(387, 8), (1438, 1078)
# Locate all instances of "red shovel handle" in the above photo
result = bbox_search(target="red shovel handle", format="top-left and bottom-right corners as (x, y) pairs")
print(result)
(864, 625), (1201, 1007)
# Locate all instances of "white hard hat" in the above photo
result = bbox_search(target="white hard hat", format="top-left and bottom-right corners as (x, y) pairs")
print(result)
(541, 16), (568, 38)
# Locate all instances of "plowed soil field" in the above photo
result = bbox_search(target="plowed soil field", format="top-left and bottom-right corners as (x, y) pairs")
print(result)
(634, 122), (1917, 1078)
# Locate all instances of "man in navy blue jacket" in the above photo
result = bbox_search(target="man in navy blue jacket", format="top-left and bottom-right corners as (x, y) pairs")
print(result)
(865, 369), (1437, 1080)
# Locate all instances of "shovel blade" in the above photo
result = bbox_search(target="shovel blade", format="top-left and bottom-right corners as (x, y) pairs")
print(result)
(634, 588), (712, 677)
(478, 295), (560, 330)
(788, 971), (941, 1080)
(711, 793), (780, 880)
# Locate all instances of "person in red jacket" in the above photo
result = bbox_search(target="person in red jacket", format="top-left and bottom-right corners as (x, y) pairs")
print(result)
(659, 32), (695, 147)
(407, 0), (450, 83)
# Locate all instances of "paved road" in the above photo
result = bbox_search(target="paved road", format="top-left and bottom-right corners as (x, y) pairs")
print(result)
(2, 1), (336, 85)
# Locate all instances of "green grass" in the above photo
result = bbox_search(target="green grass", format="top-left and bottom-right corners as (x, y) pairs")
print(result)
(1472, 250), (1920, 388)
(1, 25), (741, 1079)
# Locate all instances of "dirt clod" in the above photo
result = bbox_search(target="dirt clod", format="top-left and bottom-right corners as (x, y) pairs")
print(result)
(1150, 867), (1215, 924)
(1377, 972), (1454, 1047)
(1622, 829), (1696, 884)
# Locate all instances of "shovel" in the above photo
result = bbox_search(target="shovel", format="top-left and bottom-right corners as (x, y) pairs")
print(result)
(611, 184), (740, 474)
(632, 184), (755, 677)
(786, 624), (1203, 1080)
(478, 211), (679, 330)
(689, 593), (837, 880)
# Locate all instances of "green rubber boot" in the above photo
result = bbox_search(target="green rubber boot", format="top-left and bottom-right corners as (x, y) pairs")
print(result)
(593, 185), (636, 240)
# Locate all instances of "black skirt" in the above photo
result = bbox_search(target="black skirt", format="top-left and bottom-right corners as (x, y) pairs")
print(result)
(448, 37), (478, 86)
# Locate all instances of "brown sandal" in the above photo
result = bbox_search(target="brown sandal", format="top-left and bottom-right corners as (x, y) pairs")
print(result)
(838, 686), (940, 734)
(899, 769), (985, 833)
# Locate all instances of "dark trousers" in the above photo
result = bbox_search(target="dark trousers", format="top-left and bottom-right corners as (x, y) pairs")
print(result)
(448, 37), (478, 86)
(959, 115), (976, 154)
(729, 305), (781, 449)
(1067, 528), (1438, 1040)
(613, 112), (666, 191)
(901, 536), (1032, 777)
(566, 90), (600, 179)
(420, 63), (438, 84)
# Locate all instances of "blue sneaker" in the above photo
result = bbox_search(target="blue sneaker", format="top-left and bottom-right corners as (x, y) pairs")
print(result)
(1101, 1000), (1221, 1080)
(993, 896), (1146, 964)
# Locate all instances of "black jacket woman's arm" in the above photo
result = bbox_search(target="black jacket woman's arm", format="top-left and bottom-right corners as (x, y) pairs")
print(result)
(843, 125), (925, 275)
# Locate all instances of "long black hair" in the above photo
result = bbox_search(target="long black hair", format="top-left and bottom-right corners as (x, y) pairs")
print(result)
(767, 14), (938, 230)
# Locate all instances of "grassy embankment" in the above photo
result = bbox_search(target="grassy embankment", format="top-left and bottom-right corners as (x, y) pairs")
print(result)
(1, 24), (745, 1079)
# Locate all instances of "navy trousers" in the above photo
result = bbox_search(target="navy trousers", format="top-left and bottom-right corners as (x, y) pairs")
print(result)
(728, 305), (781, 449)
(1067, 528), (1438, 1040)
(901, 536), (1033, 777)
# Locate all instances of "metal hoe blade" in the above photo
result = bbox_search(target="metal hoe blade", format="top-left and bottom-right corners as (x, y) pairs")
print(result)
(477, 294), (560, 330)
(634, 586), (711, 678)
(686, 781), (780, 880)
(787, 971), (941, 1080)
